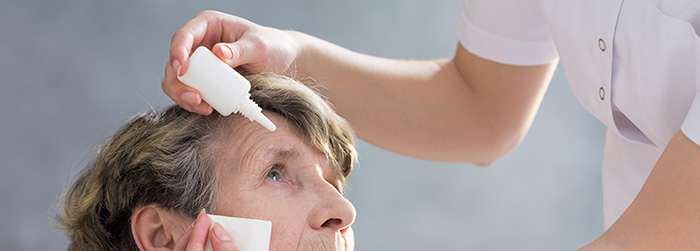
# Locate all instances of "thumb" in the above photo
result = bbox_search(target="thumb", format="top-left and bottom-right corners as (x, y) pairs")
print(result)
(213, 41), (258, 69)
(210, 223), (239, 251)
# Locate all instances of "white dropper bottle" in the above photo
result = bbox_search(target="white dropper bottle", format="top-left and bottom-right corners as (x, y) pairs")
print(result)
(177, 46), (276, 131)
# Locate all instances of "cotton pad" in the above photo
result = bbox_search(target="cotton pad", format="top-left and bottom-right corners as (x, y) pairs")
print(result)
(204, 214), (272, 251)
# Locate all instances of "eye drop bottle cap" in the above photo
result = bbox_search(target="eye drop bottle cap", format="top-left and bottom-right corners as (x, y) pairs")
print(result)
(177, 46), (276, 131)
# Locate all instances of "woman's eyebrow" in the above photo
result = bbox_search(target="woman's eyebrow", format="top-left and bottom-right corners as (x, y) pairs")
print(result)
(267, 148), (301, 163)
(271, 148), (300, 160)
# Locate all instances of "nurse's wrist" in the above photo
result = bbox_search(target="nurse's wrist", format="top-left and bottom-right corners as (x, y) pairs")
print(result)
(286, 30), (319, 77)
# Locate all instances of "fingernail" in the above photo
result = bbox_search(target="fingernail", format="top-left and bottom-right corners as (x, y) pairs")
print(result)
(193, 104), (211, 114)
(212, 223), (232, 242)
(181, 92), (201, 105)
(220, 44), (233, 59)
(172, 59), (182, 76)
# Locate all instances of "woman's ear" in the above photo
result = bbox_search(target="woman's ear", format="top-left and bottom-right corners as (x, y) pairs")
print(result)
(131, 204), (190, 251)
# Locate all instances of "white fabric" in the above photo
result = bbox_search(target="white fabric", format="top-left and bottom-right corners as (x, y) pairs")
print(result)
(204, 214), (271, 251)
(456, 0), (558, 65)
(458, 0), (700, 229)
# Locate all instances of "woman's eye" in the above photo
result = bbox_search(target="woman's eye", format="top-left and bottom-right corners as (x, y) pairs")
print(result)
(266, 171), (281, 181)
(266, 170), (282, 181)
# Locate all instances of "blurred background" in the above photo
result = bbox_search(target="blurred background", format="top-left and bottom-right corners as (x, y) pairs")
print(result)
(1, 0), (607, 250)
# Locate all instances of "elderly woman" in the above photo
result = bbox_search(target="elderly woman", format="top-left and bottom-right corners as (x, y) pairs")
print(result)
(56, 74), (357, 251)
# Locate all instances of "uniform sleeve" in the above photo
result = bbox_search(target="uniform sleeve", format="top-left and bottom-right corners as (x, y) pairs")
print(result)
(457, 0), (559, 66)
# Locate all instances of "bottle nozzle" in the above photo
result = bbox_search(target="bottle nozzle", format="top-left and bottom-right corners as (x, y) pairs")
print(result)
(254, 112), (277, 132)
(238, 98), (276, 132)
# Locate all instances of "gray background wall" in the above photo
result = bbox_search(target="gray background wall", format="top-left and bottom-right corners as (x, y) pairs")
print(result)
(1, 0), (607, 250)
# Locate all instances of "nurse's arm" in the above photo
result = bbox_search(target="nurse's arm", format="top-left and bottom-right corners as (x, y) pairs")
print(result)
(294, 33), (558, 164)
(580, 130), (700, 250)
(165, 12), (558, 164)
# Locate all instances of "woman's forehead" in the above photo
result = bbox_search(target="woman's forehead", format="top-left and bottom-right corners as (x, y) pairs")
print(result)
(221, 113), (301, 159)
(219, 113), (339, 175)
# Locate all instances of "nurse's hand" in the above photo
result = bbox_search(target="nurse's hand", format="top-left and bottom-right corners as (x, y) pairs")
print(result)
(164, 10), (300, 115)
(174, 210), (239, 251)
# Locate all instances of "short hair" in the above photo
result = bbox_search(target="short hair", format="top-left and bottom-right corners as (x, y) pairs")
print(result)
(56, 73), (357, 251)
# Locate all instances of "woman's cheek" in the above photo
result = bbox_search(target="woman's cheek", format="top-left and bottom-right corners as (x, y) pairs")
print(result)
(269, 219), (305, 251)
(259, 181), (309, 250)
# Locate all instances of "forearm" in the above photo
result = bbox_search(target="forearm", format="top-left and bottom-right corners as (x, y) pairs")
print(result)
(289, 31), (557, 163)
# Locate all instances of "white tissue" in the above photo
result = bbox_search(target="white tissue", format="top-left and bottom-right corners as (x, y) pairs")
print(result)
(204, 214), (272, 251)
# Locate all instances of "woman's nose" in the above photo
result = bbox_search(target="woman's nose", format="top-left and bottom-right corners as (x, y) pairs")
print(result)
(308, 182), (356, 232)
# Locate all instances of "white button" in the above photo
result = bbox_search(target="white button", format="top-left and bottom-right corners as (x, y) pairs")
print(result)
(599, 87), (605, 100)
(598, 39), (606, 52)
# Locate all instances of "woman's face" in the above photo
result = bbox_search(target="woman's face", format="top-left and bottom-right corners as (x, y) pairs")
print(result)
(213, 112), (355, 251)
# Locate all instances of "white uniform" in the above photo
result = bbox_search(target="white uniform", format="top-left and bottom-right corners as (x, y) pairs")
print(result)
(458, 0), (700, 229)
